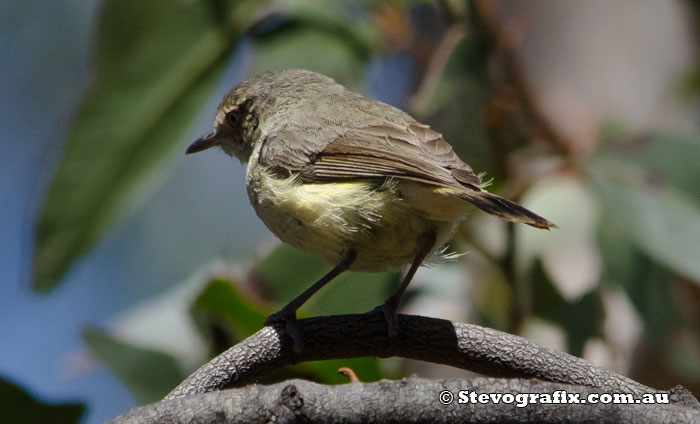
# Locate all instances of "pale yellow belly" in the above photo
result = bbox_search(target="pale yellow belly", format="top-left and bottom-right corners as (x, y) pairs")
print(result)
(246, 168), (468, 271)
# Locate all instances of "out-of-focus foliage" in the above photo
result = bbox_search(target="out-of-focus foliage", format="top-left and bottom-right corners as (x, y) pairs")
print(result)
(0, 377), (85, 424)
(32, 0), (259, 292)
(191, 278), (269, 341)
(83, 328), (186, 404)
(594, 132), (700, 282)
(189, 276), (385, 385)
(410, 15), (492, 173)
(254, 244), (399, 315)
(32, 0), (700, 407)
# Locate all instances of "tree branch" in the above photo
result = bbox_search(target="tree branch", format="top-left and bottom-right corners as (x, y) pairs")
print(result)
(111, 377), (700, 424)
(165, 312), (696, 404)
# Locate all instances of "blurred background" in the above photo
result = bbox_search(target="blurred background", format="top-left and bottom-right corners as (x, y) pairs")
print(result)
(1, 0), (699, 422)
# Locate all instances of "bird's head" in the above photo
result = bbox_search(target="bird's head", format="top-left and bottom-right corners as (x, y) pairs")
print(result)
(187, 69), (338, 162)
(186, 85), (260, 163)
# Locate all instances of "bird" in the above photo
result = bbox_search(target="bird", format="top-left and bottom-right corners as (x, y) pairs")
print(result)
(186, 69), (555, 350)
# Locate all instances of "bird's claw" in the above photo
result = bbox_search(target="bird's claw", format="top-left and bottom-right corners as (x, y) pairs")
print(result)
(381, 299), (400, 341)
(265, 308), (304, 354)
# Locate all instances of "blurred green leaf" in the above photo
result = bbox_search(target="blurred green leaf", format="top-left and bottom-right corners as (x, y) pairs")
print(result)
(253, 243), (399, 316)
(191, 278), (269, 340)
(601, 132), (700, 200)
(32, 0), (260, 291)
(595, 180), (680, 340)
(253, 243), (330, 303)
(248, 245), (394, 382)
(306, 270), (399, 316)
(594, 175), (700, 284)
(83, 327), (185, 404)
(411, 31), (475, 116)
(597, 218), (677, 340)
(531, 260), (566, 325)
(251, 24), (367, 88)
(463, 252), (512, 331)
(188, 275), (384, 384)
(273, 0), (378, 55)
(0, 377), (85, 424)
(562, 292), (599, 356)
(595, 208), (640, 286)
(411, 29), (492, 173)
(621, 254), (676, 340)
(531, 261), (600, 356)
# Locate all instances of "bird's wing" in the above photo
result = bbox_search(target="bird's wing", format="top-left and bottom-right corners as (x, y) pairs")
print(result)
(258, 119), (556, 230)
(259, 120), (482, 190)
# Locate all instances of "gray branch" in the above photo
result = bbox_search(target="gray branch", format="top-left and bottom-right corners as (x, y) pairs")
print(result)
(111, 377), (699, 423)
(106, 313), (699, 423)
(165, 312), (695, 403)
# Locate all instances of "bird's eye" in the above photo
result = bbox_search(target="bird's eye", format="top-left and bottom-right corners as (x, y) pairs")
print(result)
(226, 112), (238, 126)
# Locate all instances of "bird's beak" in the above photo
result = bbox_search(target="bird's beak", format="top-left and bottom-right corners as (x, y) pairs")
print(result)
(186, 130), (222, 155)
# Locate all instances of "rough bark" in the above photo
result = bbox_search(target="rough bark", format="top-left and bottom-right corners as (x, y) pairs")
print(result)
(111, 377), (699, 424)
(166, 312), (684, 401)
(106, 313), (699, 423)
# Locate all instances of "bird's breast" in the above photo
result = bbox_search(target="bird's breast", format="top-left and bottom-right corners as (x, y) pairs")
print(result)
(245, 165), (462, 271)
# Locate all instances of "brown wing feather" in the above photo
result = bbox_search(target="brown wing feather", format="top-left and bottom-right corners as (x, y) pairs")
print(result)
(258, 119), (556, 229)
(260, 120), (482, 190)
(253, 80), (555, 229)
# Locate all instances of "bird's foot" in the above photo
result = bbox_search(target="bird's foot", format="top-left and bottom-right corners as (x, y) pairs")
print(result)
(265, 307), (303, 354)
(380, 298), (400, 341)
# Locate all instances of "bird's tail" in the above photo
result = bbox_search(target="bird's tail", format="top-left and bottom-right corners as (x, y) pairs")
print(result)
(456, 189), (557, 230)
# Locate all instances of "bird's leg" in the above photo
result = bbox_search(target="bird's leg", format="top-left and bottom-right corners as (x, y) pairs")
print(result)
(382, 231), (436, 339)
(265, 250), (356, 353)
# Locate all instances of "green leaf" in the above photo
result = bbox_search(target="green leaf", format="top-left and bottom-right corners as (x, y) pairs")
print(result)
(191, 278), (269, 340)
(0, 377), (85, 424)
(305, 270), (399, 316)
(410, 28), (493, 173)
(251, 22), (368, 88)
(531, 260), (567, 325)
(32, 0), (258, 291)
(471, 265), (513, 331)
(597, 215), (677, 340)
(625, 260), (677, 342)
(601, 132), (700, 200)
(594, 175), (700, 284)
(253, 243), (330, 304)
(252, 0), (378, 74)
(83, 327), (186, 404)
(595, 209), (640, 286)
(189, 276), (384, 384)
(253, 243), (399, 316)
(277, 1), (378, 53)
(531, 261), (600, 356)
(189, 252), (387, 385)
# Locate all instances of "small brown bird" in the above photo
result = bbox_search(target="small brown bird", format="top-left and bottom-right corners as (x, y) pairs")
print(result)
(187, 69), (555, 349)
